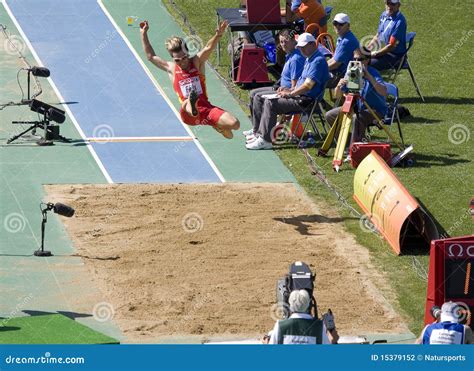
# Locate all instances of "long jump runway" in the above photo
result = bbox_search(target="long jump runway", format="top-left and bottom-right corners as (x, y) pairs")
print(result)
(4, 0), (222, 183)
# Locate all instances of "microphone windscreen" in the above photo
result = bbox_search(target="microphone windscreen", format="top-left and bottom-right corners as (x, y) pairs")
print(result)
(53, 203), (75, 217)
(31, 66), (50, 77)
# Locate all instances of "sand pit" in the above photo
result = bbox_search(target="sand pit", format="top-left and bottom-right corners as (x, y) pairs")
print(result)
(45, 183), (409, 343)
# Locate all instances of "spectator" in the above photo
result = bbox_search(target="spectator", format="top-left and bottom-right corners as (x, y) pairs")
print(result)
(140, 21), (240, 139)
(244, 29), (305, 139)
(368, 0), (407, 70)
(325, 48), (387, 147)
(246, 33), (329, 150)
(417, 302), (473, 344)
(288, 0), (327, 36)
(268, 290), (338, 344)
(326, 13), (359, 88)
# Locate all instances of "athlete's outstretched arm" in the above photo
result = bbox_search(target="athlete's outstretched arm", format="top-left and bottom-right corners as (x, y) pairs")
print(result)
(197, 21), (228, 63)
(140, 21), (172, 73)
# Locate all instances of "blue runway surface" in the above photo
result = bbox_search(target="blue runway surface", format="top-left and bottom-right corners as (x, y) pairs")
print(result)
(6, 0), (221, 183)
(91, 141), (221, 183)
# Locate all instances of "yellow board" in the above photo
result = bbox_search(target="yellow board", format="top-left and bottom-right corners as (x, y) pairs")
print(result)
(353, 151), (419, 254)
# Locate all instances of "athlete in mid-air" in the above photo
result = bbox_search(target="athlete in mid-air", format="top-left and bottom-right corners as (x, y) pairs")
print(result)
(140, 20), (240, 139)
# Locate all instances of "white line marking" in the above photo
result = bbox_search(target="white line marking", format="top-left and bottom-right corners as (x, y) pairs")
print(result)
(87, 136), (194, 142)
(2, 0), (114, 184)
(97, 0), (226, 183)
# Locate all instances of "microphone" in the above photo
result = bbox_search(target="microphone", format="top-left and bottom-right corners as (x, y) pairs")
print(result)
(29, 66), (50, 77)
(53, 203), (75, 217)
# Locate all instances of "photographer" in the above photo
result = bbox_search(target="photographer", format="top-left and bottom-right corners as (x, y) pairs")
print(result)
(268, 290), (339, 344)
(325, 48), (387, 147)
(416, 302), (473, 344)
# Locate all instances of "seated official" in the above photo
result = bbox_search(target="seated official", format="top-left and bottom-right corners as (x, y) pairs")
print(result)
(368, 0), (407, 70)
(246, 33), (329, 150)
(287, 0), (327, 36)
(417, 302), (473, 344)
(268, 290), (338, 344)
(244, 29), (305, 139)
(326, 13), (359, 88)
(325, 48), (387, 148)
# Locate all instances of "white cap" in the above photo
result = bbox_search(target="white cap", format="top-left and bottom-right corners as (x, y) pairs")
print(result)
(440, 301), (460, 323)
(296, 33), (316, 47)
(387, 0), (400, 3)
(333, 13), (350, 24)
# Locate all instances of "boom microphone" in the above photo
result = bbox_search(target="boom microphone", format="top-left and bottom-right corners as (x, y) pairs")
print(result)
(29, 66), (50, 77)
(53, 203), (75, 217)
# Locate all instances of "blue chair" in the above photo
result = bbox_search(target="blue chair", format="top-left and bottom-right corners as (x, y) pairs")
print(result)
(383, 82), (405, 147)
(387, 32), (425, 102)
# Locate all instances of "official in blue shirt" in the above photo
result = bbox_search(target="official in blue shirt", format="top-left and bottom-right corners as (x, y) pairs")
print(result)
(247, 29), (305, 137)
(247, 33), (329, 150)
(417, 302), (473, 344)
(327, 13), (360, 88)
(368, 0), (407, 70)
(325, 48), (387, 147)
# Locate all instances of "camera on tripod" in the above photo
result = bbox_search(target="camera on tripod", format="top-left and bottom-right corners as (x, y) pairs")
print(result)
(345, 61), (363, 93)
(276, 261), (318, 319)
(8, 99), (67, 145)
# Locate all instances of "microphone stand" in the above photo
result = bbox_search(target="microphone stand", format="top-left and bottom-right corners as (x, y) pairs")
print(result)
(35, 204), (53, 257)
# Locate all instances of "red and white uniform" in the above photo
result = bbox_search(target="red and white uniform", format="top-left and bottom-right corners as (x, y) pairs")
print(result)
(173, 60), (224, 126)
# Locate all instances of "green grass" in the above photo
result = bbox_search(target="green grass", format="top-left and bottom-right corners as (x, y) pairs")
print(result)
(162, 0), (473, 335)
(0, 314), (119, 344)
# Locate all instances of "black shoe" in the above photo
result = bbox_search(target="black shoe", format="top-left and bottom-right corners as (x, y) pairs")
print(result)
(189, 89), (198, 117)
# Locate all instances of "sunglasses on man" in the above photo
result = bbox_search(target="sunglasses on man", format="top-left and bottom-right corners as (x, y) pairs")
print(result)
(173, 55), (189, 62)
(332, 22), (346, 27)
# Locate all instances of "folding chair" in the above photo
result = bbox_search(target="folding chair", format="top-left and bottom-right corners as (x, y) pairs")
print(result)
(383, 82), (405, 147)
(385, 32), (425, 102)
(275, 98), (329, 146)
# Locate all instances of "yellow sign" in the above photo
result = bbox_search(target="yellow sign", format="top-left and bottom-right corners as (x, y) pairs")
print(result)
(353, 151), (438, 254)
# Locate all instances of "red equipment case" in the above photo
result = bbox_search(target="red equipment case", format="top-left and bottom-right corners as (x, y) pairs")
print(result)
(350, 142), (392, 168)
(235, 45), (271, 84)
(246, 0), (281, 24)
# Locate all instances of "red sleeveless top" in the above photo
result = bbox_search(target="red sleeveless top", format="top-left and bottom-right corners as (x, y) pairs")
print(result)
(173, 59), (208, 103)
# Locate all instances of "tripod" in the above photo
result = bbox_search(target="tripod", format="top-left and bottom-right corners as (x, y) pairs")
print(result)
(318, 93), (405, 172)
(7, 110), (69, 145)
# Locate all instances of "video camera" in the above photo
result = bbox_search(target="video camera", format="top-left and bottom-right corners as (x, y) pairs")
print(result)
(345, 61), (363, 93)
(276, 261), (318, 319)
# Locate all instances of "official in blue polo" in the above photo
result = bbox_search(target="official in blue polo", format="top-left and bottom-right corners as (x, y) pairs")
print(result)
(368, 0), (407, 70)
(245, 29), (305, 139)
(417, 302), (473, 344)
(327, 13), (360, 88)
(246, 32), (329, 150)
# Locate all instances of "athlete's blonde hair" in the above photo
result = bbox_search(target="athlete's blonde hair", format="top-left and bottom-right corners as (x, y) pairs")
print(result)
(165, 36), (188, 54)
